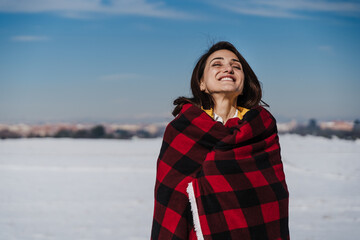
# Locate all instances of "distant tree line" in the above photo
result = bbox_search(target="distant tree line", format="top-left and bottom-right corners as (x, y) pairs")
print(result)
(1, 120), (360, 140)
(0, 125), (165, 140)
(288, 119), (360, 140)
(54, 125), (165, 139)
(0, 129), (22, 139)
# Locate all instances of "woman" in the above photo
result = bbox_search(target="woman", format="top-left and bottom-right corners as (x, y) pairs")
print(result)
(151, 41), (289, 240)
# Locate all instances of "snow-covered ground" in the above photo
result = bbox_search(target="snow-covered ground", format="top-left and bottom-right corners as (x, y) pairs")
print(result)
(0, 135), (359, 240)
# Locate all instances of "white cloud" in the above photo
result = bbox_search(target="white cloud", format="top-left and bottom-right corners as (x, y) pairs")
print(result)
(0, 0), (191, 19)
(11, 35), (49, 42)
(222, 5), (301, 19)
(210, 0), (360, 18)
(260, 0), (360, 13)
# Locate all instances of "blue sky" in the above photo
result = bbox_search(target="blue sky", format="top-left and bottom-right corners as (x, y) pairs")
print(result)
(0, 0), (359, 124)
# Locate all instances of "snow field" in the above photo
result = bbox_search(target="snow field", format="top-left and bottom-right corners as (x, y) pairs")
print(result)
(0, 135), (359, 239)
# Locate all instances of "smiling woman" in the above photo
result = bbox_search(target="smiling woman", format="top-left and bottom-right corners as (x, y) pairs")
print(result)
(172, 41), (263, 122)
(199, 49), (245, 108)
(151, 41), (290, 240)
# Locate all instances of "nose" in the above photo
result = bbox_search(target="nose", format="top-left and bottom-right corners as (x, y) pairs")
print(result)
(224, 64), (234, 73)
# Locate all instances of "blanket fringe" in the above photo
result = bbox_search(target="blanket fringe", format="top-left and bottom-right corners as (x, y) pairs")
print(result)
(187, 182), (204, 240)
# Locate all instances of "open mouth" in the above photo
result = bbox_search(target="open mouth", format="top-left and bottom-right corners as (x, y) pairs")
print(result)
(219, 76), (235, 82)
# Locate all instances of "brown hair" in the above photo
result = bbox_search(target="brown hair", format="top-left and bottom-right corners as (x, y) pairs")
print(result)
(172, 41), (266, 116)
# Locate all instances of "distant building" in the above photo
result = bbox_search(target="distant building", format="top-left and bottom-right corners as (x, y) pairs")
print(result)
(277, 120), (297, 133)
(319, 121), (354, 132)
(353, 119), (360, 132)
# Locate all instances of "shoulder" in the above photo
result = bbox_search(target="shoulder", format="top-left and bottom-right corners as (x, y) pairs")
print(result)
(162, 103), (211, 140)
(243, 105), (277, 125)
(162, 103), (194, 140)
(255, 105), (274, 116)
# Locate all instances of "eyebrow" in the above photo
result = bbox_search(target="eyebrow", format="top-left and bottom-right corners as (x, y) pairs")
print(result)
(210, 57), (240, 63)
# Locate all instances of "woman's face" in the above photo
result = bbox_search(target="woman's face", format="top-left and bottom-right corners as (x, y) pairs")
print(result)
(200, 49), (244, 98)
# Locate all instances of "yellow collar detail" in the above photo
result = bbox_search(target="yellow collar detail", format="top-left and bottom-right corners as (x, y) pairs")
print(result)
(201, 106), (249, 121)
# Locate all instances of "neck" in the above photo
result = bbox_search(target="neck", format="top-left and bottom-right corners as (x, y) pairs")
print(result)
(212, 94), (237, 124)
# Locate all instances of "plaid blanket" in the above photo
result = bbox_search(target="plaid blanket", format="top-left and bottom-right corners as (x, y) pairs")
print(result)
(151, 103), (289, 240)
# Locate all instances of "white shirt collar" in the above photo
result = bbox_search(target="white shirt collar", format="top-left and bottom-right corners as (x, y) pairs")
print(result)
(213, 109), (238, 124)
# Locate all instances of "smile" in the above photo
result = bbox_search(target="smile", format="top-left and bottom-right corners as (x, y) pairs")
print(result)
(219, 76), (235, 82)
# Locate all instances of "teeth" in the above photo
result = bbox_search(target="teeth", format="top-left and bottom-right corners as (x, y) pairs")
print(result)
(220, 77), (234, 81)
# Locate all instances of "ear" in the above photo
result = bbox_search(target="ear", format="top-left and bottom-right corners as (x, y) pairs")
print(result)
(200, 79), (206, 91)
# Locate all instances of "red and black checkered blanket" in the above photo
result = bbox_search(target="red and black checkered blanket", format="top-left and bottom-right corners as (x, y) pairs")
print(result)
(151, 103), (289, 240)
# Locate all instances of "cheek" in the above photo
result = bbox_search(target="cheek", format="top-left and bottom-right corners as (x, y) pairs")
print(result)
(238, 72), (245, 82)
(238, 74), (245, 90)
(203, 70), (217, 84)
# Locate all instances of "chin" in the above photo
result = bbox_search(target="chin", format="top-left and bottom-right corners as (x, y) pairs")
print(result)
(221, 87), (241, 93)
